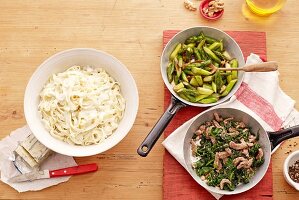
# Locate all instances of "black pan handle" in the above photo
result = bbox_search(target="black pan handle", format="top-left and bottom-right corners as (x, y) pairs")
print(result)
(268, 125), (299, 150)
(137, 96), (186, 157)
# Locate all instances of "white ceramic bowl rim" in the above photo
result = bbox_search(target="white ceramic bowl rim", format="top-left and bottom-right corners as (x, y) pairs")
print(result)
(24, 48), (139, 157)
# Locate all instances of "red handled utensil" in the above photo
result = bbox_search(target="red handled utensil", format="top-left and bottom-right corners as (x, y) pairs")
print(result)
(8, 163), (98, 183)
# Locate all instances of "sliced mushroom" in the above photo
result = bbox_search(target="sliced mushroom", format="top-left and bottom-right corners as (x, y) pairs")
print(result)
(220, 129), (227, 138)
(225, 148), (232, 155)
(223, 117), (234, 125)
(220, 179), (231, 190)
(214, 153), (222, 171)
(236, 121), (246, 129)
(229, 138), (248, 150)
(233, 157), (246, 166)
(237, 158), (253, 169)
(213, 120), (222, 129)
(205, 126), (214, 138)
(247, 142), (254, 147)
(213, 112), (223, 122)
(242, 148), (249, 157)
(210, 136), (216, 144)
(191, 140), (197, 156)
(194, 129), (203, 139)
(249, 134), (256, 143)
(228, 127), (236, 133)
(218, 151), (229, 159)
(199, 124), (206, 131)
(256, 148), (264, 160)
(227, 131), (240, 137)
(205, 121), (212, 126)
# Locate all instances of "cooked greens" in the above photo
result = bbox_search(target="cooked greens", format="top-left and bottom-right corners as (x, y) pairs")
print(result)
(167, 32), (238, 104)
(191, 113), (264, 191)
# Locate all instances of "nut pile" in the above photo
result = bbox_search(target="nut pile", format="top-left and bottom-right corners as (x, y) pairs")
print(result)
(184, 0), (197, 11)
(203, 0), (224, 17)
(289, 160), (299, 183)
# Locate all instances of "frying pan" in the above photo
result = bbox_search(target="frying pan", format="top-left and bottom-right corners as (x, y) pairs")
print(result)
(183, 107), (299, 195)
(137, 26), (245, 157)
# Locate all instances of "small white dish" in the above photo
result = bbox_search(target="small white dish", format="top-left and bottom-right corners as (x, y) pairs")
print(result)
(283, 150), (299, 190)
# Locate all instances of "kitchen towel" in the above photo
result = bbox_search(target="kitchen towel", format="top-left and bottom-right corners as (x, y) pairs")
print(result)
(162, 30), (294, 200)
(0, 125), (77, 192)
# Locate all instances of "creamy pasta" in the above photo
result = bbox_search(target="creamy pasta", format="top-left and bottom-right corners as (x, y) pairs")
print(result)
(38, 66), (125, 145)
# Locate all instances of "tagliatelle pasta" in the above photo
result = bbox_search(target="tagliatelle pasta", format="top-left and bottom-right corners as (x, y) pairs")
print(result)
(38, 65), (125, 145)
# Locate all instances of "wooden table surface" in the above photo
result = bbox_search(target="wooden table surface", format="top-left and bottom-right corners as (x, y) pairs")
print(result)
(0, 0), (298, 199)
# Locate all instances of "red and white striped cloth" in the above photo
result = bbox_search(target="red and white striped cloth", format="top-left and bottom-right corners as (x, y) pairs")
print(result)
(162, 53), (298, 199)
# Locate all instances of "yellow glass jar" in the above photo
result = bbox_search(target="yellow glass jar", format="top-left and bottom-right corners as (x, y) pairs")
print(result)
(245, 0), (286, 16)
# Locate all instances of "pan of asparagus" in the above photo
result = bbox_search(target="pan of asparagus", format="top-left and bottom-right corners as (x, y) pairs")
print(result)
(137, 26), (245, 157)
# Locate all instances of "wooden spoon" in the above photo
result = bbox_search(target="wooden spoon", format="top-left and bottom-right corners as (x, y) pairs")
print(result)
(218, 61), (278, 72)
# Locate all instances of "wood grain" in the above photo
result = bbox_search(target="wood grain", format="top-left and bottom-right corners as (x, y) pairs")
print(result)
(0, 0), (298, 199)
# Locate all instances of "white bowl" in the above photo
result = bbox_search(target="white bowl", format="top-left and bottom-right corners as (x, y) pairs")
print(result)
(283, 150), (299, 190)
(24, 48), (139, 157)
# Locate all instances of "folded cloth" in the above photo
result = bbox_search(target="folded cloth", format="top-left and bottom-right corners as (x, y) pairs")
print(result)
(0, 125), (77, 192)
(162, 53), (297, 199)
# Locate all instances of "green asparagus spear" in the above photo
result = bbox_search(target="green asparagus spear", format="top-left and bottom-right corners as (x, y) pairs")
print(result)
(219, 40), (223, 52)
(212, 82), (217, 93)
(213, 50), (225, 60)
(221, 79), (238, 96)
(197, 87), (214, 95)
(225, 63), (232, 83)
(210, 93), (220, 99)
(178, 56), (183, 68)
(178, 93), (189, 101)
(203, 75), (213, 82)
(183, 82), (196, 90)
(195, 75), (203, 86)
(181, 71), (189, 82)
(177, 88), (200, 97)
(195, 94), (210, 102)
(193, 48), (202, 60)
(173, 75), (179, 85)
(187, 43), (196, 48)
(205, 36), (218, 44)
(197, 39), (206, 49)
(203, 83), (213, 90)
(222, 51), (232, 60)
(208, 42), (221, 51)
(167, 63), (174, 82)
(173, 82), (184, 92)
(170, 43), (182, 61)
(199, 97), (218, 104)
(190, 77), (199, 87)
(183, 69), (194, 75)
(185, 60), (212, 69)
(186, 36), (199, 44)
(191, 67), (212, 76)
(214, 71), (223, 92)
(203, 46), (221, 63)
(230, 59), (238, 80)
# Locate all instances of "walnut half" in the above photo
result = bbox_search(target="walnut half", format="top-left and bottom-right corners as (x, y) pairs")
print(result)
(184, 0), (197, 11)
